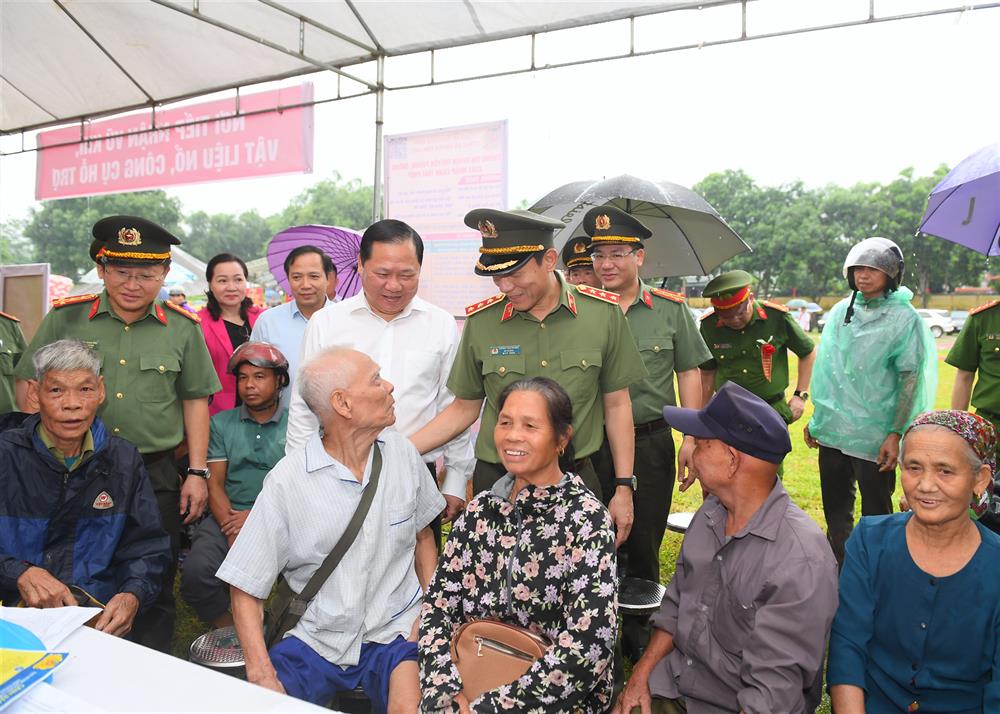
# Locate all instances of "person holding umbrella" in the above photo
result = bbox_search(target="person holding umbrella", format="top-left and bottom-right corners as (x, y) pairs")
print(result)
(699, 271), (815, 426)
(584, 206), (711, 661)
(410, 208), (647, 547)
(803, 237), (937, 567)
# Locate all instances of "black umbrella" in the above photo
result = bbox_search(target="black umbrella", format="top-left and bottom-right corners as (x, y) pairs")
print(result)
(531, 174), (749, 277)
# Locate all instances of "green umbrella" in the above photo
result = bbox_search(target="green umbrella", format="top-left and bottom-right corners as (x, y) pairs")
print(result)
(786, 298), (808, 309)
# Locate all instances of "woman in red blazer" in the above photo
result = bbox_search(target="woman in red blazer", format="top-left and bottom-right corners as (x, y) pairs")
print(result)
(197, 253), (264, 415)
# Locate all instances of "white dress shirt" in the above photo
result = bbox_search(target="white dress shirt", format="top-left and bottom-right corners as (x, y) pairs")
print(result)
(286, 292), (475, 498)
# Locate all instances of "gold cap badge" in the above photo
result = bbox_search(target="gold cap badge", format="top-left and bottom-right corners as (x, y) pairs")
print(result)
(118, 227), (142, 246)
(478, 220), (498, 239)
(573, 241), (587, 254)
(595, 214), (611, 231)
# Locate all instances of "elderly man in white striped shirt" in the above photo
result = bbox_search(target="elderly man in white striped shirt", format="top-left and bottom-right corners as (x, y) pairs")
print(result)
(218, 347), (444, 713)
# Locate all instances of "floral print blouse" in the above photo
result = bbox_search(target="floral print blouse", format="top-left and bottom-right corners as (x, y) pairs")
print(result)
(418, 472), (618, 713)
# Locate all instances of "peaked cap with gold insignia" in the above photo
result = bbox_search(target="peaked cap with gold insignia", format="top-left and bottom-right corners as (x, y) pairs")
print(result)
(583, 205), (652, 247)
(92, 215), (180, 266)
(465, 208), (566, 277)
(703, 269), (754, 309)
(560, 234), (593, 270)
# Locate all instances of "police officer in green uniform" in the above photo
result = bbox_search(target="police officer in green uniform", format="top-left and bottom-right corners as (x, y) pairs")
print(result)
(699, 270), (815, 425)
(14, 216), (221, 653)
(0, 311), (26, 414)
(561, 233), (601, 288)
(411, 208), (647, 546)
(947, 299), (1000, 463)
(585, 206), (711, 660)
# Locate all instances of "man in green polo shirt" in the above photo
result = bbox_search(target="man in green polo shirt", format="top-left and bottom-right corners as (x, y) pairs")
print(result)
(699, 270), (815, 425)
(180, 341), (289, 628)
(411, 208), (647, 546)
(14, 215), (220, 653)
(585, 205), (711, 661)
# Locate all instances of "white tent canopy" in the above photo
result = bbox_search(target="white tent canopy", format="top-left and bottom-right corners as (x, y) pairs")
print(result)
(1, 0), (715, 134)
(73, 244), (208, 295)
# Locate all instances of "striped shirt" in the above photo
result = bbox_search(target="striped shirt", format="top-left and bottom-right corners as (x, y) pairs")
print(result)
(216, 429), (445, 666)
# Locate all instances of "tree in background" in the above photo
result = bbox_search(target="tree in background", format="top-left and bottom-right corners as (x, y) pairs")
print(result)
(184, 209), (272, 263)
(0, 218), (33, 265)
(271, 172), (374, 232)
(23, 191), (182, 278)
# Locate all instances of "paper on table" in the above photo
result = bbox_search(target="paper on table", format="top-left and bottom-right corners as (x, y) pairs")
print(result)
(6, 681), (102, 713)
(0, 608), (102, 650)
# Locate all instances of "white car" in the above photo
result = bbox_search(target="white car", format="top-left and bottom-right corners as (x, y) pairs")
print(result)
(916, 309), (956, 338)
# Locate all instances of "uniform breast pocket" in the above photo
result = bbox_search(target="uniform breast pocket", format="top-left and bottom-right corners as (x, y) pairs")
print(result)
(558, 349), (603, 405)
(138, 354), (181, 403)
(712, 592), (758, 655)
(0, 349), (14, 376)
(637, 336), (674, 380)
(482, 354), (526, 387)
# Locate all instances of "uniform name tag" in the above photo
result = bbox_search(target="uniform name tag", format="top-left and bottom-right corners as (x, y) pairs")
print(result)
(713, 343), (732, 349)
(490, 345), (521, 356)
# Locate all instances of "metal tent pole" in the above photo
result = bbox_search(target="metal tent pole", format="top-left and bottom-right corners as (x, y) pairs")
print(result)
(372, 54), (385, 222)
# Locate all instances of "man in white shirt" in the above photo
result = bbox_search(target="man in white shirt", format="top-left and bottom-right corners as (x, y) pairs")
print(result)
(251, 246), (336, 400)
(286, 220), (474, 522)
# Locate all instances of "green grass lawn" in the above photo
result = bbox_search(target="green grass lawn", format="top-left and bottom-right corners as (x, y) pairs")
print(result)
(171, 336), (960, 712)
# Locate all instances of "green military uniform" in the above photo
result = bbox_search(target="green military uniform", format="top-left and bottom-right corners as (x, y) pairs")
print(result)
(15, 291), (219, 456)
(0, 312), (26, 414)
(699, 272), (814, 424)
(14, 215), (220, 654)
(452, 208), (647, 494)
(945, 299), (1000, 443)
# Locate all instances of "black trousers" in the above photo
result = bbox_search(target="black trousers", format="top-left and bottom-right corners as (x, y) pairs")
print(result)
(593, 425), (676, 661)
(179, 515), (231, 624)
(818, 445), (895, 568)
(130, 452), (181, 654)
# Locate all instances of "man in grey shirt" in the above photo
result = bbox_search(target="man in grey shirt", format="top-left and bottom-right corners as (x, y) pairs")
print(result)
(217, 347), (444, 711)
(614, 382), (838, 714)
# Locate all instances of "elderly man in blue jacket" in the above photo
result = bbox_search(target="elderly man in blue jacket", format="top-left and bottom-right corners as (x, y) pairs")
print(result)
(0, 339), (169, 638)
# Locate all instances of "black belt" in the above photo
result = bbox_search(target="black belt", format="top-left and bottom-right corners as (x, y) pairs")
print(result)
(764, 394), (785, 406)
(634, 418), (669, 437)
(141, 449), (174, 465)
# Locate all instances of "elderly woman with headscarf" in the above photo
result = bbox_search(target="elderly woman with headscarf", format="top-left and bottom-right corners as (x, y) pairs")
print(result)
(827, 410), (1000, 713)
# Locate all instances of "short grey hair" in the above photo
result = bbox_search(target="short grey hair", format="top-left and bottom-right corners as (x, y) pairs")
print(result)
(298, 347), (358, 419)
(32, 339), (101, 382)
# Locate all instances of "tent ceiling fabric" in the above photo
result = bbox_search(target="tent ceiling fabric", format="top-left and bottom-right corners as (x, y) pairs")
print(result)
(1, 0), (719, 133)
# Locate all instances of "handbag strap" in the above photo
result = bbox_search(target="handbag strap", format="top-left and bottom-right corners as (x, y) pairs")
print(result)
(295, 443), (383, 605)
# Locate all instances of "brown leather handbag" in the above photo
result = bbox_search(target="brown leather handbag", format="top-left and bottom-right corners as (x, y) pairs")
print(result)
(450, 618), (553, 702)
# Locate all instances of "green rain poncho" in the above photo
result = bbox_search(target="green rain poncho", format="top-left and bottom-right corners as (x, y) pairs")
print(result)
(809, 286), (937, 462)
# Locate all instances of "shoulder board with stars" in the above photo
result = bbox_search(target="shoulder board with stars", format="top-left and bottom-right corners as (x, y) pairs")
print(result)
(970, 299), (1000, 316)
(52, 293), (99, 310)
(650, 288), (686, 304)
(465, 293), (506, 317)
(576, 284), (620, 304)
(0, 310), (19, 322)
(163, 300), (201, 322)
(762, 300), (789, 313)
(699, 307), (715, 321)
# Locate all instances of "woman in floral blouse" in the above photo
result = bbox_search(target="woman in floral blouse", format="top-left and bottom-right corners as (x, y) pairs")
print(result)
(418, 377), (618, 713)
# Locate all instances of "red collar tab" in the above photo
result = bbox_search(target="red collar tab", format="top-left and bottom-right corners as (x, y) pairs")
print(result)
(154, 304), (167, 325)
(88, 297), (101, 320)
(501, 302), (515, 322)
(566, 289), (577, 316)
(756, 304), (767, 320)
(710, 286), (750, 310)
(642, 290), (653, 308)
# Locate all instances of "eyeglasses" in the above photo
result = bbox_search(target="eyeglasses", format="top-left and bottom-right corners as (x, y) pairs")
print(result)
(108, 268), (164, 285)
(591, 249), (638, 263)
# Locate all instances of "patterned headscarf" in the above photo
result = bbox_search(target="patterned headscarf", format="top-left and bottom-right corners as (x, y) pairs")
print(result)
(905, 410), (997, 519)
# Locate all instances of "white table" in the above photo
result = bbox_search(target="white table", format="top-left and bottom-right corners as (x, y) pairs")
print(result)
(39, 627), (332, 712)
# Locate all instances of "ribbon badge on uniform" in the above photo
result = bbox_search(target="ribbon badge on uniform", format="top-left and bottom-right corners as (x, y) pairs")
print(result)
(757, 337), (776, 382)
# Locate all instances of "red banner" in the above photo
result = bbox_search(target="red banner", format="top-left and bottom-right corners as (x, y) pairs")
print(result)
(35, 84), (314, 200)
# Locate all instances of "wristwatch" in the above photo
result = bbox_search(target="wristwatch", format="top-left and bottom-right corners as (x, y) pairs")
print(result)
(615, 476), (638, 491)
(186, 467), (209, 479)
(793, 390), (809, 401)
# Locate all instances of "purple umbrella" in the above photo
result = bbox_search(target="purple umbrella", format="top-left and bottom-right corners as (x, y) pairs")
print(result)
(919, 144), (1000, 256)
(266, 225), (363, 299)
